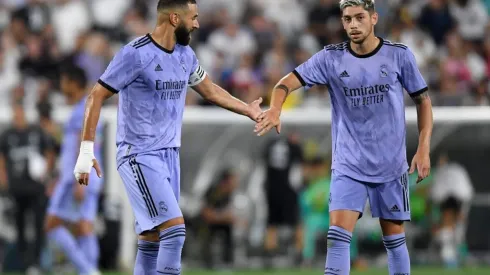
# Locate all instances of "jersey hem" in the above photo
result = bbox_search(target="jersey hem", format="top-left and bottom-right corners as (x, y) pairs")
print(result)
(98, 79), (119, 94)
(331, 163), (409, 183)
(116, 144), (181, 168)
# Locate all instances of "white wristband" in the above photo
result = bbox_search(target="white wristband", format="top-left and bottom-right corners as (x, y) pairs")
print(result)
(80, 141), (95, 157)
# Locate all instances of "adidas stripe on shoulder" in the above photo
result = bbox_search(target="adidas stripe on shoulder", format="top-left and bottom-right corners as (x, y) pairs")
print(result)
(188, 65), (207, 87)
(383, 39), (408, 50)
(131, 36), (151, 49)
(325, 42), (348, 51)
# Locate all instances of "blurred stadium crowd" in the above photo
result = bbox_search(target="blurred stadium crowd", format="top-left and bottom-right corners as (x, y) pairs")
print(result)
(1, 0), (490, 111)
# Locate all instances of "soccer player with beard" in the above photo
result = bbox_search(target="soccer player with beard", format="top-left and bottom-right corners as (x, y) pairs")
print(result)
(72, 1), (263, 274)
(255, 1), (433, 274)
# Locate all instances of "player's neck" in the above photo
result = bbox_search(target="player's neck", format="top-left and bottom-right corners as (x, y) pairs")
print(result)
(349, 35), (380, 57)
(150, 25), (177, 53)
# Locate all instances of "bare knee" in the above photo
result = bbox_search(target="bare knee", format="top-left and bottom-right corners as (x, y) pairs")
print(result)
(380, 219), (405, 236)
(329, 210), (360, 233)
(44, 215), (63, 233)
(139, 230), (160, 242)
(155, 217), (185, 231)
(76, 220), (94, 237)
(138, 217), (186, 243)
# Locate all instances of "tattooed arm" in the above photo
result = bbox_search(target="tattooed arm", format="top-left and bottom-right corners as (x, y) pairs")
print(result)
(412, 91), (433, 152)
(269, 73), (303, 113)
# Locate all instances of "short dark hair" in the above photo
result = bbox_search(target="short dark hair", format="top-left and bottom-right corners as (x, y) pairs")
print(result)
(62, 65), (87, 88)
(157, 0), (196, 11)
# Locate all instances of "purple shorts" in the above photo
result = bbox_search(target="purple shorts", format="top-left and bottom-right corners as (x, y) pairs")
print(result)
(329, 169), (411, 221)
(117, 148), (182, 234)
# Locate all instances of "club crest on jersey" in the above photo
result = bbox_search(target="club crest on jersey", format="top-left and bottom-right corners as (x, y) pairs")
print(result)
(159, 201), (168, 213)
(380, 64), (389, 78)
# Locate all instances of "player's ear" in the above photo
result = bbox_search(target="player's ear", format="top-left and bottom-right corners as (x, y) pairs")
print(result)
(371, 11), (378, 25)
(168, 11), (180, 27)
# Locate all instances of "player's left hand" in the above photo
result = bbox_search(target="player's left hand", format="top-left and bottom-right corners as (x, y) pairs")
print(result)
(409, 149), (430, 183)
(247, 97), (263, 122)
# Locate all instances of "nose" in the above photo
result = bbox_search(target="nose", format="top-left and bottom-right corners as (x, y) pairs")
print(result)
(193, 20), (200, 30)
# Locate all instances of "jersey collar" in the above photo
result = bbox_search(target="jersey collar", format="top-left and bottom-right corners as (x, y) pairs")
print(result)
(147, 34), (174, 54)
(347, 37), (384, 58)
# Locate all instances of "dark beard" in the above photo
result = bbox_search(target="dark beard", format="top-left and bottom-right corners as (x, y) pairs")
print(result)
(175, 24), (191, 46)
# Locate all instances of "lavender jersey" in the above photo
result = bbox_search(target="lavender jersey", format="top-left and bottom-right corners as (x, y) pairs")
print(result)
(60, 97), (103, 193)
(294, 38), (427, 183)
(98, 34), (203, 167)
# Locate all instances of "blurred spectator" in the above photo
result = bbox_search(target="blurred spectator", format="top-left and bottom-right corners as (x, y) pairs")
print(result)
(1, 0), (490, 108)
(262, 132), (304, 264)
(430, 153), (474, 268)
(199, 169), (238, 269)
(10, 0), (51, 34)
(206, 21), (257, 69)
(449, 0), (488, 45)
(51, 0), (91, 55)
(308, 0), (342, 45)
(0, 103), (55, 274)
(418, 0), (455, 46)
(0, 30), (21, 103)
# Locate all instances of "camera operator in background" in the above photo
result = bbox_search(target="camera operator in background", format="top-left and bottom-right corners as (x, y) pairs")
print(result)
(199, 169), (239, 269)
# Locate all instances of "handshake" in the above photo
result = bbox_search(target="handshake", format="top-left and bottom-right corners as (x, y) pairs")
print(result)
(247, 97), (282, 137)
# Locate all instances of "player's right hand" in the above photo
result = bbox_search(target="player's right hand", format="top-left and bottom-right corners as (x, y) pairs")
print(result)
(74, 141), (102, 185)
(254, 107), (281, 136)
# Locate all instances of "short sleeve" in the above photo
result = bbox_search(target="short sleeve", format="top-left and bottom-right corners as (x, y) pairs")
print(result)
(293, 49), (330, 89)
(400, 48), (428, 96)
(188, 48), (207, 87)
(98, 46), (143, 93)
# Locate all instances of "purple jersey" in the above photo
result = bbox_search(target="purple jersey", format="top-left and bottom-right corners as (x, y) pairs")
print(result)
(98, 34), (200, 167)
(60, 97), (103, 192)
(294, 38), (427, 183)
